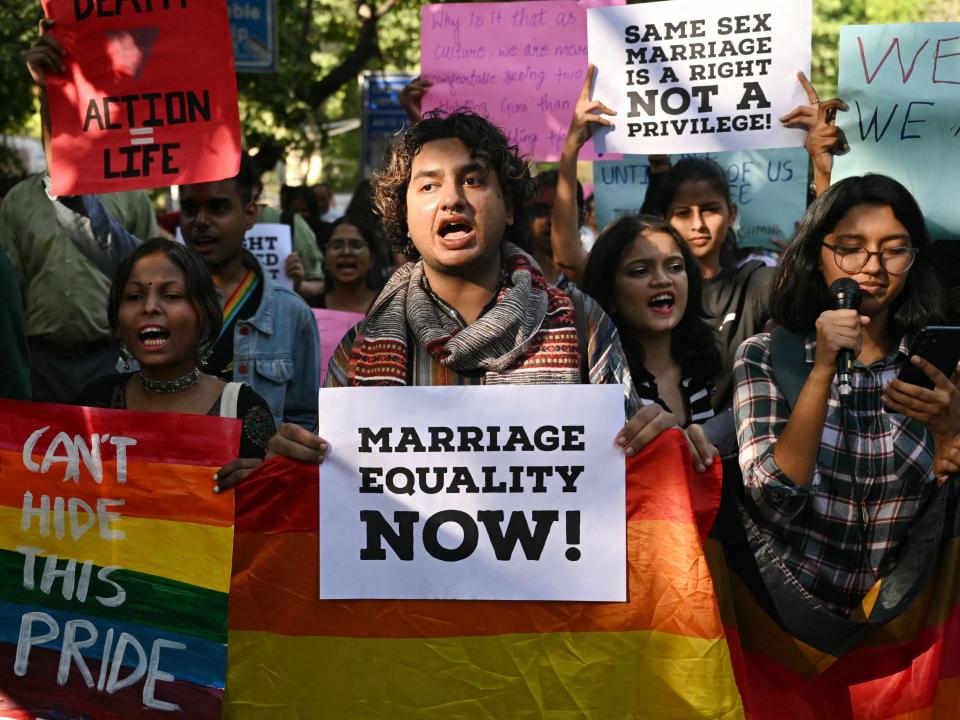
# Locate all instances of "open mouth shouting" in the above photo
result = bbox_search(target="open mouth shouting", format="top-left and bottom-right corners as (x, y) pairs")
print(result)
(189, 234), (217, 254)
(138, 325), (171, 350)
(437, 215), (476, 250)
(647, 292), (676, 315)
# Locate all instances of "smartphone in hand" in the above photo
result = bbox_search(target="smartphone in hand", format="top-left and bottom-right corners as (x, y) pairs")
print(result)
(895, 326), (960, 391)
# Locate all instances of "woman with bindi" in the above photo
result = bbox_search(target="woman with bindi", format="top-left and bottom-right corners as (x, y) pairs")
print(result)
(75, 239), (276, 488)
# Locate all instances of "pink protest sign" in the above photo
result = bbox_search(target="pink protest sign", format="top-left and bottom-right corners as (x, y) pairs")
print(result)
(420, 1), (621, 162)
(313, 309), (364, 385)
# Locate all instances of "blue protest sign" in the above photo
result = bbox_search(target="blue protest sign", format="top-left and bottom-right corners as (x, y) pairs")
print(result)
(230, 0), (277, 73)
(833, 23), (960, 239)
(362, 73), (415, 176)
(593, 148), (809, 250)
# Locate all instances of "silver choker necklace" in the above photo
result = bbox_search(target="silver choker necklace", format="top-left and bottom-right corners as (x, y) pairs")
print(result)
(139, 367), (200, 394)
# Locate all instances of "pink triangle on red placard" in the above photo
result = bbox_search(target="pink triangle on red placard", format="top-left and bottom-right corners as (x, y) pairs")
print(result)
(104, 27), (160, 79)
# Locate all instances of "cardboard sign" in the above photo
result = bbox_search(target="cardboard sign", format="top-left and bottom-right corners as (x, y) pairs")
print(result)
(243, 223), (293, 290)
(42, 0), (241, 195)
(587, 0), (811, 154)
(313, 308), (364, 386)
(593, 147), (809, 248)
(833, 23), (960, 239)
(317, 385), (626, 601)
(0, 400), (237, 718)
(420, 1), (622, 162)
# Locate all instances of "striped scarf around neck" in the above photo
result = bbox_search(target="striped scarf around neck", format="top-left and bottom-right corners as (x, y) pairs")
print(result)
(347, 243), (581, 386)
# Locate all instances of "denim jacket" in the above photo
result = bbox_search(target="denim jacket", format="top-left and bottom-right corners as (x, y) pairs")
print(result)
(53, 192), (319, 430)
(235, 252), (319, 430)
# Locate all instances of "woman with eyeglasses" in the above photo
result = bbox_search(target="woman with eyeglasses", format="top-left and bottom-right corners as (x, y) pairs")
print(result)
(316, 217), (385, 313)
(733, 174), (958, 615)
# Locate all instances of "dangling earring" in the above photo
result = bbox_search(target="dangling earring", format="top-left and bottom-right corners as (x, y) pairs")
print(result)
(119, 342), (132, 371)
(196, 337), (213, 366)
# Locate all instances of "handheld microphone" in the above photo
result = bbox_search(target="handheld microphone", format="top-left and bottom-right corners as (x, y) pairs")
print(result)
(829, 278), (862, 399)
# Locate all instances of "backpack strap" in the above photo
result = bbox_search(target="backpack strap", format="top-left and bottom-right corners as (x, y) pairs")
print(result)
(569, 288), (590, 384)
(220, 382), (244, 419)
(769, 326), (810, 412)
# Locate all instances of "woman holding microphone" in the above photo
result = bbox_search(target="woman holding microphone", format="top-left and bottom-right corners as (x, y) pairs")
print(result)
(733, 174), (958, 615)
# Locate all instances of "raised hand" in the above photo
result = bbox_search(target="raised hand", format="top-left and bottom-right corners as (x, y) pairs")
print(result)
(26, 19), (64, 87)
(563, 64), (616, 153)
(779, 71), (848, 196)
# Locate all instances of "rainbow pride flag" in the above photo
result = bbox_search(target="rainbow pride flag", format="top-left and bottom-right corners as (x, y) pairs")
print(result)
(0, 400), (238, 719)
(226, 430), (744, 718)
(708, 461), (960, 719)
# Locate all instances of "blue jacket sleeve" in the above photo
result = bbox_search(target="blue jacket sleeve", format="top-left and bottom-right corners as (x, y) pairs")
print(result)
(44, 176), (141, 276)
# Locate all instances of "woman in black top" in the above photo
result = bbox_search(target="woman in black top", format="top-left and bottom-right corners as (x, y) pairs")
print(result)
(75, 239), (275, 481)
(581, 215), (723, 470)
(549, 68), (769, 412)
(651, 158), (775, 410)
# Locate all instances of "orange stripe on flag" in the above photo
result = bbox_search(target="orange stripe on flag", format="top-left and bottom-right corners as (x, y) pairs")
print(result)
(230, 516), (724, 640)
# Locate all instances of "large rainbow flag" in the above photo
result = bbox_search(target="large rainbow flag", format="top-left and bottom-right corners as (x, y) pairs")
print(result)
(0, 400), (238, 719)
(708, 462), (960, 719)
(226, 429), (745, 718)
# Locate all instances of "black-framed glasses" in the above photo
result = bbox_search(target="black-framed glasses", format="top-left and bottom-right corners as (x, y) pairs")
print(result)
(821, 241), (917, 275)
(327, 238), (369, 253)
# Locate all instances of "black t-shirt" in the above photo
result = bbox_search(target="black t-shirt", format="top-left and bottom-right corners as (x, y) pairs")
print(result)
(74, 374), (276, 459)
(703, 260), (775, 409)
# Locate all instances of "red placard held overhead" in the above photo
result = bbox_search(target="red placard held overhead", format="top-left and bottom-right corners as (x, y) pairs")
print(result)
(41, 0), (241, 196)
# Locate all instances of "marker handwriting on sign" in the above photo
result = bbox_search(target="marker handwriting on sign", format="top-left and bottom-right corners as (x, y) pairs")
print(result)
(13, 419), (189, 711)
(22, 427), (137, 484)
(73, 0), (188, 21)
(858, 35), (960, 85)
(849, 34), (960, 145)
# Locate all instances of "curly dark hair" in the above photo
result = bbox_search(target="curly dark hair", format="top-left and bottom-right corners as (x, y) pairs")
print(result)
(770, 174), (951, 337)
(581, 215), (722, 381)
(108, 238), (222, 351)
(370, 110), (535, 260)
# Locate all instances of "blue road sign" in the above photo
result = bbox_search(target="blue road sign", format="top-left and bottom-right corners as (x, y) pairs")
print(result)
(230, 0), (277, 73)
(362, 73), (415, 175)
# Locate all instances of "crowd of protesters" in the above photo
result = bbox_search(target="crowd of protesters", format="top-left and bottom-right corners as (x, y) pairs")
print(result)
(2, 18), (960, 642)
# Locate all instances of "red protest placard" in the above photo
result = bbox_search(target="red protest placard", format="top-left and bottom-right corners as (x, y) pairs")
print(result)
(41, 0), (241, 196)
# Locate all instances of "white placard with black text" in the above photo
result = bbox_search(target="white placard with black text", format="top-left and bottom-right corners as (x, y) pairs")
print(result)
(317, 384), (627, 601)
(587, 0), (811, 154)
(243, 223), (293, 290)
(174, 222), (294, 290)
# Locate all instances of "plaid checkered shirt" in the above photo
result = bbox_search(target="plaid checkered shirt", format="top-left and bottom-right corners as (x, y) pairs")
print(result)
(733, 332), (939, 614)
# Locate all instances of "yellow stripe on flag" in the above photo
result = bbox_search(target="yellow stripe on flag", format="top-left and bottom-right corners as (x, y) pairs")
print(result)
(0, 505), (232, 592)
(225, 629), (745, 719)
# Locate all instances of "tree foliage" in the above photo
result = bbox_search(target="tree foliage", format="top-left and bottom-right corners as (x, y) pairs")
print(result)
(2, 0), (957, 189)
(239, 0), (423, 187)
(0, 4), (45, 137)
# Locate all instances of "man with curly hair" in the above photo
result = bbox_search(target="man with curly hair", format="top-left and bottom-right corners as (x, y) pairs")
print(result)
(268, 112), (718, 474)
